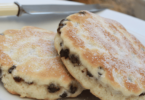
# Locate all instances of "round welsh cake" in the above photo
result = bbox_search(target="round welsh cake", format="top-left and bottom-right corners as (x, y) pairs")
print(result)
(54, 11), (145, 100)
(0, 26), (83, 100)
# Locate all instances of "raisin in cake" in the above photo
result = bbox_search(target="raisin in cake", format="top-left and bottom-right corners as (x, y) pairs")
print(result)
(54, 11), (145, 100)
(0, 26), (83, 100)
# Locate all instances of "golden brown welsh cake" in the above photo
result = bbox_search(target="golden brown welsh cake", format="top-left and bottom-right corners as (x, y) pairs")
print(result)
(54, 11), (145, 100)
(0, 26), (83, 100)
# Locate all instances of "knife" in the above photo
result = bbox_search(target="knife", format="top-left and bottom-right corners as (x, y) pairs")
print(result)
(0, 2), (108, 17)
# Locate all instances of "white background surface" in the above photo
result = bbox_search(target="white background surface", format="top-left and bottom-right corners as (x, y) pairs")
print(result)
(0, 0), (145, 100)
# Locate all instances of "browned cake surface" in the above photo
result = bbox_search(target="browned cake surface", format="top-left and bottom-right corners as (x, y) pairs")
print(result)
(1, 26), (72, 83)
(54, 10), (145, 99)
(0, 26), (83, 99)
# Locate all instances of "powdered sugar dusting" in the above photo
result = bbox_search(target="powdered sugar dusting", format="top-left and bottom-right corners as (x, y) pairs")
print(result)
(1, 26), (72, 82)
(66, 11), (145, 95)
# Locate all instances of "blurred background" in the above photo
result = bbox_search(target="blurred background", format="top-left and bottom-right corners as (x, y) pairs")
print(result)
(0, 0), (145, 20)
(69, 0), (145, 20)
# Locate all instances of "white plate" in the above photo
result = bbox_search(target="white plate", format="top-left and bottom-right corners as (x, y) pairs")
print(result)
(0, 1), (145, 100)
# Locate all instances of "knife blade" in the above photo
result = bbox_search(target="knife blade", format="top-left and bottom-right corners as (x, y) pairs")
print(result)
(0, 2), (108, 17)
